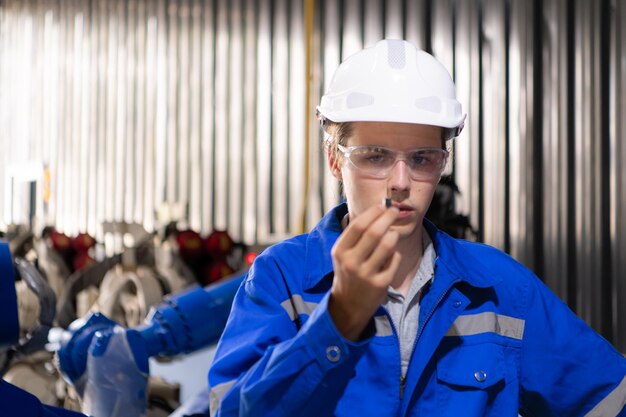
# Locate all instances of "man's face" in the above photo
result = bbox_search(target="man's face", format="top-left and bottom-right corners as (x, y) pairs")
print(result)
(330, 121), (444, 241)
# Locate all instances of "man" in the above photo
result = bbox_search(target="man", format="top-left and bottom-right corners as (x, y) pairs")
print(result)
(208, 39), (626, 416)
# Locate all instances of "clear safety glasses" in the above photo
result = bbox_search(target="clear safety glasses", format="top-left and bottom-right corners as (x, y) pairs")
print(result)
(336, 144), (449, 180)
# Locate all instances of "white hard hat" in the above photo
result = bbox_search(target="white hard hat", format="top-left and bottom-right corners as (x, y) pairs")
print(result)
(317, 39), (465, 139)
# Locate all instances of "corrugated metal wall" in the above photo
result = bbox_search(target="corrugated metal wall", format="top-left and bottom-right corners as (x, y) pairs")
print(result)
(0, 0), (624, 349)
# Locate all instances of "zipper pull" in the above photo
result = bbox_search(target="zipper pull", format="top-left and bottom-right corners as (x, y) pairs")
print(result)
(400, 376), (406, 399)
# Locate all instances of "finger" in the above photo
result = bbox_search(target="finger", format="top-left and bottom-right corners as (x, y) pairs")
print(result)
(333, 203), (387, 252)
(360, 229), (400, 275)
(348, 207), (399, 260)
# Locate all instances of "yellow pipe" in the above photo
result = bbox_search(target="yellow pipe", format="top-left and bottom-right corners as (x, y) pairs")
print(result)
(301, 0), (315, 233)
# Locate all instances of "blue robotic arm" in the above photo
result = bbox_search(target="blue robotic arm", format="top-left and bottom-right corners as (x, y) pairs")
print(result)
(57, 271), (245, 417)
(138, 275), (244, 357)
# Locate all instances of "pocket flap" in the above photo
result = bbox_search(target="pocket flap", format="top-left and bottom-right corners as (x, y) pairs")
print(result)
(437, 343), (505, 389)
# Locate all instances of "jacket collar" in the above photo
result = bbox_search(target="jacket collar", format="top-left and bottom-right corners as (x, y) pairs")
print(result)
(423, 219), (502, 288)
(303, 203), (347, 290)
(303, 203), (502, 291)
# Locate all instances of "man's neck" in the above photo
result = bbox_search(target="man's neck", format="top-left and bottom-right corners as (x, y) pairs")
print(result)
(390, 226), (425, 295)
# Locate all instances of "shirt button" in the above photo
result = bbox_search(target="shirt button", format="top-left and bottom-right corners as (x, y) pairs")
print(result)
(474, 370), (487, 382)
(326, 346), (341, 363)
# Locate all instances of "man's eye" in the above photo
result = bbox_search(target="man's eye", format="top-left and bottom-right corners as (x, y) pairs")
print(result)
(366, 154), (385, 162)
(364, 149), (392, 164)
(411, 153), (429, 165)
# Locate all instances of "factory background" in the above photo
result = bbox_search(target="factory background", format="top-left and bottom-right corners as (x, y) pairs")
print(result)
(0, 0), (624, 352)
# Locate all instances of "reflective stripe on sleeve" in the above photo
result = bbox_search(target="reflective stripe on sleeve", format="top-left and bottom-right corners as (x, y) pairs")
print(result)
(280, 295), (318, 321)
(209, 379), (237, 417)
(584, 373), (626, 417)
(445, 311), (525, 340)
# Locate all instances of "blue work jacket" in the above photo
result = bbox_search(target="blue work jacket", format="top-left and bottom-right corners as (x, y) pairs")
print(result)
(208, 203), (626, 417)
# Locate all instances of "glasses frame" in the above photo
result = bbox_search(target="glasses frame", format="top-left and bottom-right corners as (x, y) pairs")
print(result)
(336, 144), (449, 180)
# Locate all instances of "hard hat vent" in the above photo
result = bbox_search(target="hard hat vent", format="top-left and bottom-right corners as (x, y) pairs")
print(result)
(347, 92), (375, 109)
(387, 40), (406, 69)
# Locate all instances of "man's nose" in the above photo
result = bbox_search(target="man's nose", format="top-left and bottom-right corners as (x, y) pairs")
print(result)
(388, 159), (411, 191)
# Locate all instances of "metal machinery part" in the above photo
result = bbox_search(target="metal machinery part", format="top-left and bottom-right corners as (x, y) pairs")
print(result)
(3, 224), (248, 416)
(33, 237), (72, 306)
(96, 264), (165, 328)
(154, 240), (197, 295)
(0, 240), (86, 417)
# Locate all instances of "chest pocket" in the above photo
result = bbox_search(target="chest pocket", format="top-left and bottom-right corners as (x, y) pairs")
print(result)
(436, 342), (511, 417)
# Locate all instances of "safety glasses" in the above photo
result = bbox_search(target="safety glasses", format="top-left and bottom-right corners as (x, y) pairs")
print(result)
(336, 144), (449, 180)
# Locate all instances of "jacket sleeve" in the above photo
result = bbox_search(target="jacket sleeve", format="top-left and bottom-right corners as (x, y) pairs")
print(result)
(208, 253), (372, 417)
(519, 274), (626, 416)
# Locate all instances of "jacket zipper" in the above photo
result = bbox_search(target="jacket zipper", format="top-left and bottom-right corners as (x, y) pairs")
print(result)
(399, 278), (461, 402)
(383, 309), (405, 402)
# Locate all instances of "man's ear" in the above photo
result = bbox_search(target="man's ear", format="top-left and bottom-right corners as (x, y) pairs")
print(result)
(327, 147), (342, 180)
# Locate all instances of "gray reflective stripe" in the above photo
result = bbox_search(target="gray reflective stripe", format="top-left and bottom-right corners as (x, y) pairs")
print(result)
(280, 295), (318, 321)
(584, 373), (626, 417)
(445, 312), (525, 340)
(374, 315), (393, 337)
(209, 379), (236, 417)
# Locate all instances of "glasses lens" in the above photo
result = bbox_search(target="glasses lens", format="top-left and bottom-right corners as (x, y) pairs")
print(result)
(349, 147), (395, 172)
(408, 150), (446, 175)
(343, 146), (447, 179)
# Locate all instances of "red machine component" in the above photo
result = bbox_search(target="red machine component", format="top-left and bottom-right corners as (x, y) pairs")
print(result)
(72, 233), (96, 254)
(203, 260), (235, 285)
(48, 230), (72, 255)
(73, 252), (96, 271)
(204, 230), (234, 258)
(245, 252), (257, 266)
(176, 230), (204, 261)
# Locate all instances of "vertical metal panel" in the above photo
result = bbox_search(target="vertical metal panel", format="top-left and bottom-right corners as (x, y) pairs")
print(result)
(271, 0), (289, 237)
(154, 0), (168, 226)
(610, 0), (626, 353)
(288, 0), (305, 234)
(431, 0), (454, 76)
(124, 0), (137, 226)
(188, 0), (203, 231)
(481, 0), (507, 250)
(342, 0), (362, 59)
(404, 0), (426, 49)
(143, 0), (159, 232)
(453, 0), (481, 236)
(384, 0), (403, 39)
(200, 0), (215, 234)
(320, 0), (341, 214)
(508, 0), (536, 269)
(87, 1), (101, 233)
(241, 0), (257, 243)
(363, 0), (383, 47)
(255, 0), (271, 242)
(213, 0), (229, 230)
(574, 0), (606, 333)
(227, 0), (243, 239)
(541, 0), (571, 301)
(177, 0), (191, 226)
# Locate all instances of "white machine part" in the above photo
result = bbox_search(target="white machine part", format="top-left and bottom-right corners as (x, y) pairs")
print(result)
(94, 265), (164, 328)
(33, 238), (71, 302)
(3, 351), (63, 407)
(15, 280), (41, 335)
